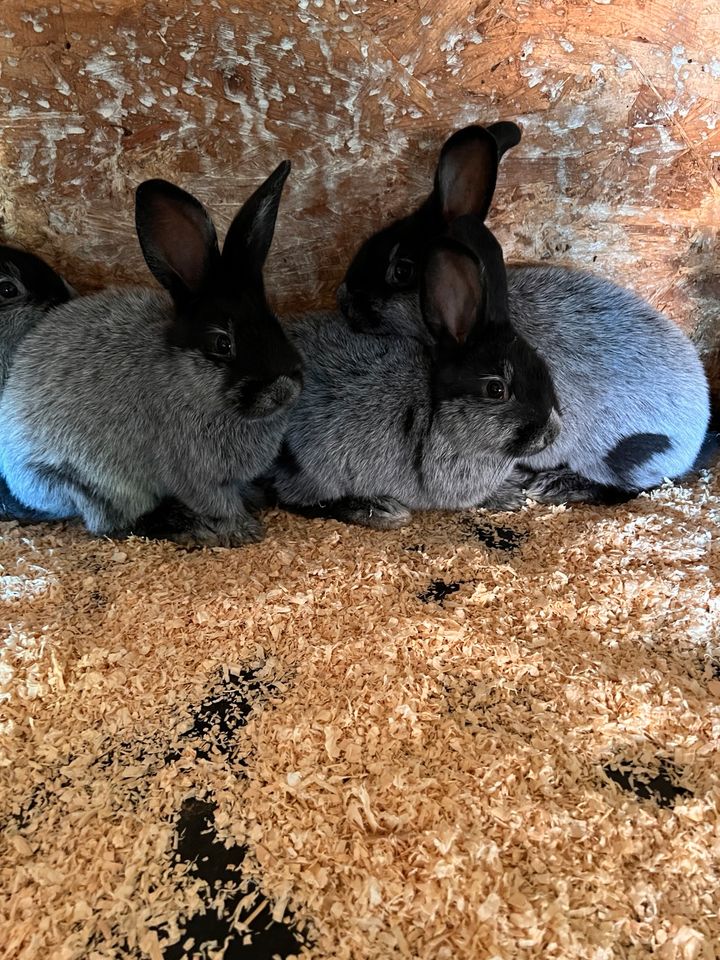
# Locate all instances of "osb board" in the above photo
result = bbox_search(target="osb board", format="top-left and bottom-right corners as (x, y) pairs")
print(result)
(0, 2), (719, 366)
(0, 474), (719, 959)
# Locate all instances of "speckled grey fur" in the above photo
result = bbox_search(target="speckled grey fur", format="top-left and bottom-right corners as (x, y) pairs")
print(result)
(0, 288), (296, 541)
(270, 308), (560, 517)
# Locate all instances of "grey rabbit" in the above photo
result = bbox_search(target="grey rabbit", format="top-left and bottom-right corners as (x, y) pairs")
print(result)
(0, 245), (75, 392)
(0, 161), (303, 545)
(0, 246), (76, 520)
(338, 121), (711, 509)
(269, 126), (561, 528)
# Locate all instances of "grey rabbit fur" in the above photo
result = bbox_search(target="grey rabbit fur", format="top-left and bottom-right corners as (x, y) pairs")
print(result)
(269, 126), (561, 529)
(337, 121), (711, 510)
(0, 161), (303, 545)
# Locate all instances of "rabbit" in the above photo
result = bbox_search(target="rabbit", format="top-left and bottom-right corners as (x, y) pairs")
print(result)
(0, 161), (303, 546)
(337, 122), (711, 508)
(0, 245), (75, 392)
(269, 127), (560, 528)
(0, 246), (77, 522)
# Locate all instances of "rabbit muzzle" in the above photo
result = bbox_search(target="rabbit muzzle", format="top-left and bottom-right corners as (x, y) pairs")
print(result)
(241, 372), (303, 419)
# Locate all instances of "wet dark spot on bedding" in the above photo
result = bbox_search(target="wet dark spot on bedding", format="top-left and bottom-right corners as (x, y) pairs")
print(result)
(465, 520), (525, 552)
(602, 758), (691, 808)
(165, 797), (303, 959)
(419, 579), (462, 604)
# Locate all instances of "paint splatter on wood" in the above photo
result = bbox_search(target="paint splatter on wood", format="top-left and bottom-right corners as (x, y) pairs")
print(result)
(0, 0), (718, 385)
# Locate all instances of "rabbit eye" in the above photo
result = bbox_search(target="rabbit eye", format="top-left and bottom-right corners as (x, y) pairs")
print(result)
(481, 377), (510, 402)
(209, 332), (233, 358)
(386, 258), (415, 289)
(0, 280), (20, 300)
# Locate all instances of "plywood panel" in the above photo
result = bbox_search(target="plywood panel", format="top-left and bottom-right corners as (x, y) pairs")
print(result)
(0, 0), (718, 387)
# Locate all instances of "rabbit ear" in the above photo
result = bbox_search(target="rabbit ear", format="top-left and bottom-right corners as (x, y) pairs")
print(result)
(135, 180), (220, 303)
(222, 160), (291, 277)
(436, 126), (499, 224)
(422, 241), (483, 345)
(486, 120), (522, 161)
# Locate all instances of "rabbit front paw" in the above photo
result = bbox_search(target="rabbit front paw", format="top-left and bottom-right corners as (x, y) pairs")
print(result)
(170, 512), (265, 548)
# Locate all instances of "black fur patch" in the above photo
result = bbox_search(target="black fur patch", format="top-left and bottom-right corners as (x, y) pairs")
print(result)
(418, 579), (462, 604)
(605, 433), (671, 483)
(0, 473), (50, 522)
(465, 520), (525, 552)
(166, 797), (303, 959)
(131, 498), (195, 540)
(275, 439), (302, 477)
(412, 436), (425, 487)
(403, 406), (415, 436)
(603, 759), (691, 808)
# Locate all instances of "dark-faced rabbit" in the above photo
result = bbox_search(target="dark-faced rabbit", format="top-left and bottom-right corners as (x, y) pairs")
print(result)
(270, 129), (559, 528)
(338, 123), (711, 507)
(0, 161), (302, 545)
(0, 245), (75, 391)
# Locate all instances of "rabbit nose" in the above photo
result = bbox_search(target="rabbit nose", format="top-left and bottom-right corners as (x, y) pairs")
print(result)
(263, 373), (303, 412)
(242, 371), (302, 418)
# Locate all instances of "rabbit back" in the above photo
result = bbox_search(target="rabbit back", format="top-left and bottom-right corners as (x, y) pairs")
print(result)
(508, 266), (710, 488)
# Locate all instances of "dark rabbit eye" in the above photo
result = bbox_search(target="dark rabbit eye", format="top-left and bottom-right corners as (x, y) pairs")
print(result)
(481, 377), (510, 402)
(209, 332), (233, 357)
(0, 280), (20, 300)
(386, 258), (415, 288)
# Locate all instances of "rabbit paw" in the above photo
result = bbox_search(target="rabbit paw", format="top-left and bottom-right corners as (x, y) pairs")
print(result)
(170, 513), (265, 548)
(335, 496), (412, 529)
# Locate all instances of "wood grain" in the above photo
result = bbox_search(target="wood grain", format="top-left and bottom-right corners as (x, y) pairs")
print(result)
(0, 0), (718, 390)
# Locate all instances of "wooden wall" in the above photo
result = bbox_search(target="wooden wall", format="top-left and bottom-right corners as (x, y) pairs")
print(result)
(0, 1), (718, 389)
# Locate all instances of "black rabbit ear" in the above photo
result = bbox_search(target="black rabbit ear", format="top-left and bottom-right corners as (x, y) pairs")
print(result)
(222, 160), (291, 277)
(422, 241), (482, 345)
(486, 120), (522, 161)
(135, 180), (220, 303)
(436, 126), (500, 224)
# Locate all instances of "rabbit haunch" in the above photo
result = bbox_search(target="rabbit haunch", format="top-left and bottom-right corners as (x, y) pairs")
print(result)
(0, 162), (302, 546)
(339, 122), (711, 506)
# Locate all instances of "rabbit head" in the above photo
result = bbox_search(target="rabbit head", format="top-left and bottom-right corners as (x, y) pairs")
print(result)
(424, 217), (560, 460)
(337, 121), (521, 340)
(0, 245), (75, 314)
(135, 160), (302, 420)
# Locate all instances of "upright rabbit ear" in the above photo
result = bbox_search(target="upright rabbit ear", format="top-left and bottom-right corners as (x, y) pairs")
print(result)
(436, 126), (499, 224)
(422, 241), (483, 345)
(222, 160), (291, 277)
(135, 180), (220, 304)
(486, 120), (522, 161)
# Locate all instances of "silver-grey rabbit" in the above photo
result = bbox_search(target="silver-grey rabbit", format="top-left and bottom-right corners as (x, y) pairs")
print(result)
(269, 126), (561, 529)
(336, 122), (711, 511)
(0, 161), (303, 545)
(0, 246), (76, 521)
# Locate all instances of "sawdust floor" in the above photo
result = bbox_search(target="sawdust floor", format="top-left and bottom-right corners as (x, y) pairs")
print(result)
(1, 475), (719, 960)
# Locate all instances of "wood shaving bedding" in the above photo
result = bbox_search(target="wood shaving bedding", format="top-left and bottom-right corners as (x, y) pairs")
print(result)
(0, 474), (719, 959)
